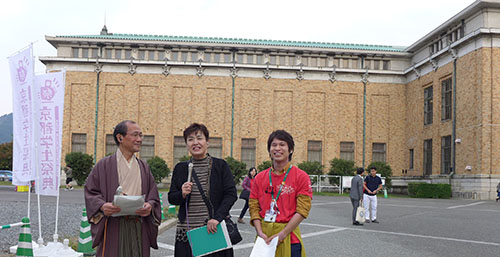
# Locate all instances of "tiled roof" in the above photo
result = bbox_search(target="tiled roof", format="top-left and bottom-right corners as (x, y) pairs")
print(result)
(57, 33), (406, 52)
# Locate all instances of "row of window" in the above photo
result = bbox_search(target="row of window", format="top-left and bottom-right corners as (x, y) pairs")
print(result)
(410, 135), (451, 175)
(429, 25), (464, 54)
(71, 134), (387, 167)
(424, 77), (452, 125)
(71, 47), (391, 70)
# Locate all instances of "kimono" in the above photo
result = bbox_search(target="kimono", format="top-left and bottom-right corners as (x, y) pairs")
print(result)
(84, 153), (161, 257)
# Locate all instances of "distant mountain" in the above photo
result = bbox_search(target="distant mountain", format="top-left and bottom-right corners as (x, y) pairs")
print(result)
(0, 113), (13, 144)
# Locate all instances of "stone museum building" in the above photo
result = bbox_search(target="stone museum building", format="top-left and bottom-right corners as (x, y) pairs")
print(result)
(41, 0), (500, 199)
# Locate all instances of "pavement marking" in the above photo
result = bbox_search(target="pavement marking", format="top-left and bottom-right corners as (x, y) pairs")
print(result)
(447, 201), (485, 209)
(157, 226), (348, 254)
(380, 203), (439, 209)
(311, 201), (351, 206)
(347, 226), (500, 247)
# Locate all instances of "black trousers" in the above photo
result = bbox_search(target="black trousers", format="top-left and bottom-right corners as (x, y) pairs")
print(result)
(174, 240), (234, 257)
(239, 198), (249, 219)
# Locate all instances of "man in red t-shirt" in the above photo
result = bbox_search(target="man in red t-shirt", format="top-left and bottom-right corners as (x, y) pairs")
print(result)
(249, 130), (312, 257)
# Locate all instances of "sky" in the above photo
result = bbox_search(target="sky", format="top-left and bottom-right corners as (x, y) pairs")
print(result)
(0, 0), (476, 116)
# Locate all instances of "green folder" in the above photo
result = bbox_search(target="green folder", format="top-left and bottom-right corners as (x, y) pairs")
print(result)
(187, 220), (232, 257)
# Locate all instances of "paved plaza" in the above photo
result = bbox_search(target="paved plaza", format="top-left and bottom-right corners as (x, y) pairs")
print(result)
(153, 195), (500, 257)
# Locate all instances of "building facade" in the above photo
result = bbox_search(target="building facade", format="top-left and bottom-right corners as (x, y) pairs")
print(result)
(41, 0), (500, 199)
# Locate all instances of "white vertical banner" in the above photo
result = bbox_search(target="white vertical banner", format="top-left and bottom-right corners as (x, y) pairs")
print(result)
(8, 47), (35, 185)
(33, 71), (66, 196)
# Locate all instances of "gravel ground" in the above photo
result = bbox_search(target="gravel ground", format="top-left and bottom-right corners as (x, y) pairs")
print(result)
(0, 188), (85, 256)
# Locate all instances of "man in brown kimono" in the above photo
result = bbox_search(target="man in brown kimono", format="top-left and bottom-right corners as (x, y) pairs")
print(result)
(84, 120), (161, 257)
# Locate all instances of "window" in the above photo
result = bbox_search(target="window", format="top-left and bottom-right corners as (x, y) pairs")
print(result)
(115, 49), (122, 59)
(72, 48), (79, 58)
(383, 60), (390, 70)
(158, 51), (165, 60)
(224, 53), (231, 63)
(140, 135), (155, 161)
(204, 52), (211, 62)
(173, 136), (187, 166)
(71, 133), (87, 153)
(171, 51), (179, 61)
(256, 55), (262, 64)
(241, 138), (256, 169)
(441, 78), (452, 121)
(270, 56), (276, 65)
(125, 49), (131, 59)
(409, 149), (414, 170)
(247, 54), (254, 64)
(137, 50), (145, 60)
(372, 143), (386, 163)
(424, 86), (433, 125)
(214, 53), (220, 62)
(307, 140), (322, 163)
(105, 49), (112, 59)
(340, 142), (355, 161)
(91, 48), (99, 58)
(423, 139), (433, 175)
(373, 60), (380, 70)
(441, 136), (451, 174)
(105, 134), (118, 156)
(148, 51), (155, 60)
(181, 51), (188, 61)
(237, 53), (243, 64)
(279, 56), (285, 65)
(191, 52), (199, 62)
(208, 137), (223, 158)
(82, 48), (89, 58)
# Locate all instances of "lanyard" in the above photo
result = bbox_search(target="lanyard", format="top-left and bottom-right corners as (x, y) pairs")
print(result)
(269, 164), (292, 202)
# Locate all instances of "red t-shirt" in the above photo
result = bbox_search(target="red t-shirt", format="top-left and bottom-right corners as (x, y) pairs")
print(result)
(250, 165), (313, 243)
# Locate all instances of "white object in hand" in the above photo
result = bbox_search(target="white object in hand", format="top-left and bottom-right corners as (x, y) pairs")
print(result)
(187, 163), (193, 182)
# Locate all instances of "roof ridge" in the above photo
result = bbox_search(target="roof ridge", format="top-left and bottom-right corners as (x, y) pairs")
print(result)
(55, 33), (407, 52)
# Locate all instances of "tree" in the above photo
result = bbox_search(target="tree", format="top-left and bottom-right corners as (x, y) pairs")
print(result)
(328, 158), (357, 187)
(147, 156), (171, 184)
(328, 158), (356, 176)
(65, 152), (94, 186)
(0, 142), (13, 170)
(224, 156), (247, 185)
(257, 160), (272, 172)
(297, 161), (324, 185)
(366, 161), (393, 188)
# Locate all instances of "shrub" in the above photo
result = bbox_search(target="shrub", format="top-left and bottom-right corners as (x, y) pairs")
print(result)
(224, 156), (247, 185)
(147, 156), (171, 184)
(178, 155), (191, 163)
(367, 161), (393, 188)
(65, 152), (94, 186)
(257, 160), (272, 172)
(328, 158), (356, 176)
(408, 183), (452, 199)
(0, 142), (13, 170)
(297, 161), (324, 185)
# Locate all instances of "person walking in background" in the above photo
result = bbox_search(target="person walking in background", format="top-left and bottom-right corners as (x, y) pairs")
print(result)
(238, 167), (257, 224)
(363, 166), (383, 223)
(496, 182), (500, 202)
(350, 168), (365, 226)
(64, 165), (74, 191)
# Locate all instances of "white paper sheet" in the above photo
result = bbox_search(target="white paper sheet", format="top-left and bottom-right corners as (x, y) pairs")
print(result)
(249, 236), (278, 257)
(111, 195), (145, 217)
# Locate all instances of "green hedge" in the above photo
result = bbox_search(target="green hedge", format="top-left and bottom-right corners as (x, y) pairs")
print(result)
(408, 183), (452, 199)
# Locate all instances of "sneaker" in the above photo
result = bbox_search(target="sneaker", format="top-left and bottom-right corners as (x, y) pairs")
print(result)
(237, 218), (245, 224)
(365, 219), (370, 223)
(69, 187), (74, 191)
(371, 219), (379, 223)
(64, 188), (68, 191)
